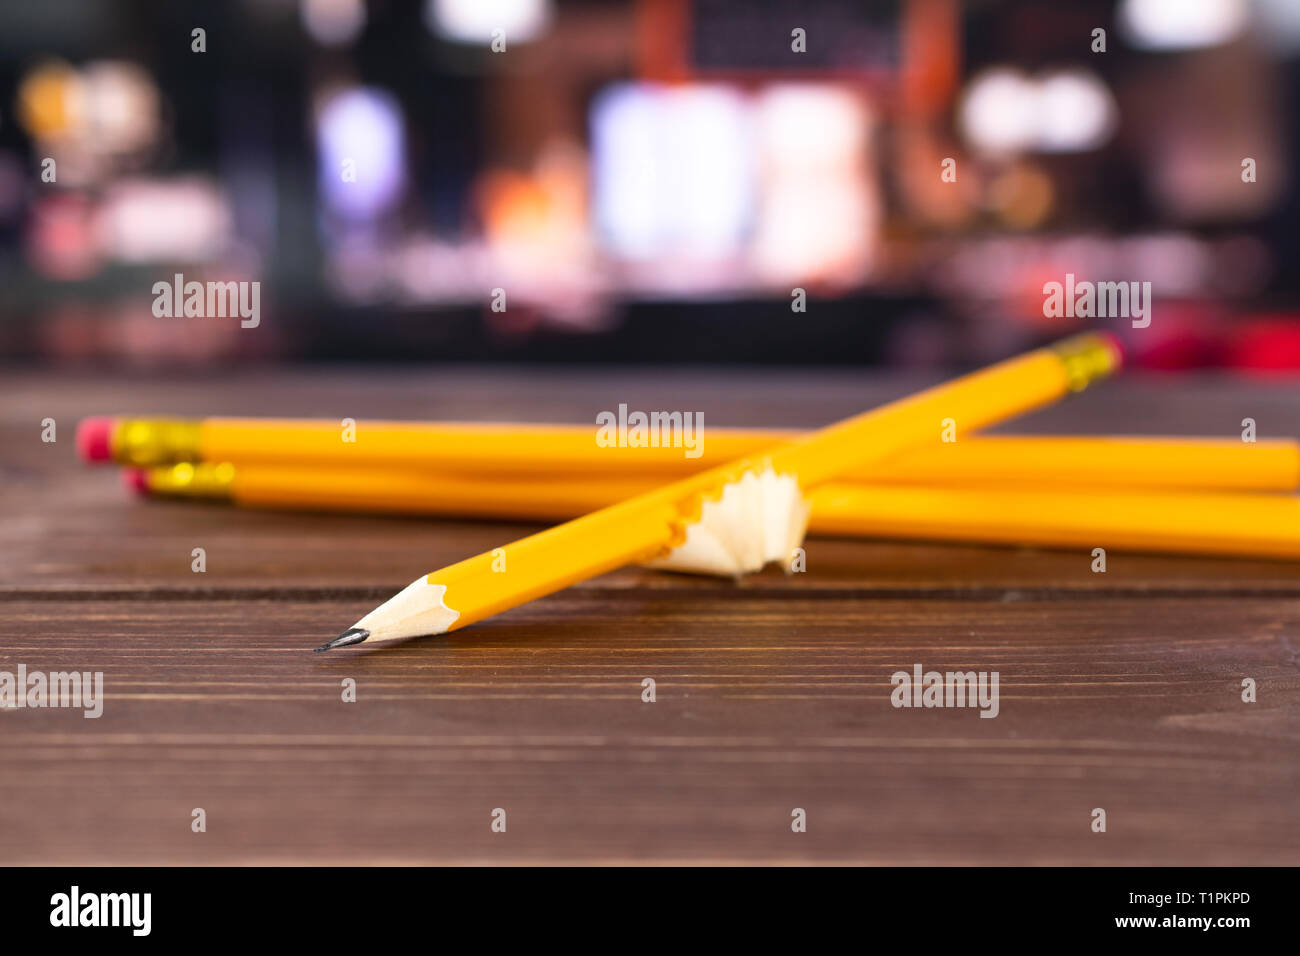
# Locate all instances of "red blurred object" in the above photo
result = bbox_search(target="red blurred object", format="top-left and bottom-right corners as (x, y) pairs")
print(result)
(25, 194), (102, 280)
(1121, 301), (1223, 370)
(122, 468), (150, 496)
(1230, 317), (1300, 375)
(76, 416), (115, 463)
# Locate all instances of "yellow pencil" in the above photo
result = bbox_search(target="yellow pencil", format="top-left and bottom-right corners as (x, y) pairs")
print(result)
(81, 416), (739, 473)
(80, 419), (1300, 491)
(132, 461), (1300, 560)
(313, 332), (1120, 649)
(129, 462), (652, 522)
(106, 432), (1300, 492)
(808, 484), (1300, 559)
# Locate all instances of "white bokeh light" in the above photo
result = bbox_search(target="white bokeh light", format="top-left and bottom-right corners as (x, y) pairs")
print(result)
(1118, 0), (1248, 51)
(425, 0), (552, 45)
(591, 83), (753, 260)
(1036, 70), (1118, 153)
(959, 69), (1039, 154)
(316, 87), (406, 220)
(961, 68), (1117, 155)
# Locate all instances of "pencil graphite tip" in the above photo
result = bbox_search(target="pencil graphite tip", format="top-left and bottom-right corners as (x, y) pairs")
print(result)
(315, 627), (369, 653)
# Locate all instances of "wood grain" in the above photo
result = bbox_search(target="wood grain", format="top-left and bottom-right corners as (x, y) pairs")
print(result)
(1, 369), (1298, 864)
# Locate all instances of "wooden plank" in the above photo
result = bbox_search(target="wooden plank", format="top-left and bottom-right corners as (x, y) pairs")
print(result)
(0, 594), (1295, 864)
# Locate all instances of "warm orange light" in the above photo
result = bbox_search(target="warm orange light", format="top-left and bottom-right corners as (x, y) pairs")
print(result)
(17, 61), (81, 140)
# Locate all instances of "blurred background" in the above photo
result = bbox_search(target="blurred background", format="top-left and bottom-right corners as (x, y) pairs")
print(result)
(0, 0), (1298, 370)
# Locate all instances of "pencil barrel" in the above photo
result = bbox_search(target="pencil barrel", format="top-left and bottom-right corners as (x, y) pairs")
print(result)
(808, 485), (1300, 560)
(106, 427), (1300, 492)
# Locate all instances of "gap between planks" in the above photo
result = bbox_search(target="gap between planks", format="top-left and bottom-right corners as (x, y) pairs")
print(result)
(4, 585), (1300, 601)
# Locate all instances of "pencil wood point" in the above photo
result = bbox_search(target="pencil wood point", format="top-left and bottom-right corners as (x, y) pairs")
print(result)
(315, 627), (369, 652)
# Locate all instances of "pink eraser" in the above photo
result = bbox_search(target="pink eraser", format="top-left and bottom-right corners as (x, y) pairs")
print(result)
(77, 417), (117, 463)
(121, 468), (150, 496)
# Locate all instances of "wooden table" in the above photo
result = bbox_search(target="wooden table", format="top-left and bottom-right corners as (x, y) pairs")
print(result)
(2, 368), (1297, 865)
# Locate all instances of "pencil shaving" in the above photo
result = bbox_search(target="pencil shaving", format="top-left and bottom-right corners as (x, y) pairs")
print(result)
(648, 467), (810, 576)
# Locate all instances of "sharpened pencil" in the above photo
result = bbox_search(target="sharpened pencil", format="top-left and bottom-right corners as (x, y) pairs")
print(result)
(314, 332), (1121, 650)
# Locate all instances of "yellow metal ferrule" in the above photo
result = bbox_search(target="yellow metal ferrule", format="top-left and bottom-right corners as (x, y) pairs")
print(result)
(145, 462), (236, 499)
(1051, 333), (1123, 392)
(114, 419), (203, 466)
